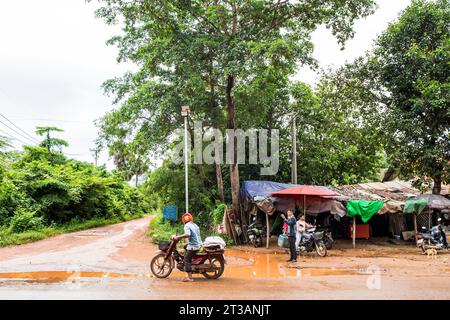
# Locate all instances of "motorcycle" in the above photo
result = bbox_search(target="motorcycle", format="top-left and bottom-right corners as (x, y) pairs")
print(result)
(315, 225), (334, 250)
(150, 238), (225, 279)
(247, 220), (265, 248)
(417, 220), (448, 253)
(298, 227), (327, 257)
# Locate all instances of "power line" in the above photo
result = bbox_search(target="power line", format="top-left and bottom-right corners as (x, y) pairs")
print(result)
(0, 127), (32, 146)
(0, 113), (40, 143)
(0, 118), (39, 145)
(9, 117), (91, 124)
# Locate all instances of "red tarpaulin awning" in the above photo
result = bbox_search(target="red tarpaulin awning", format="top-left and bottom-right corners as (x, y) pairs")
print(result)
(271, 185), (337, 218)
(271, 185), (337, 198)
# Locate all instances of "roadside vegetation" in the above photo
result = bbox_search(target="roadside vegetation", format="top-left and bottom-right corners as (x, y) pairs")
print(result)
(0, 127), (149, 247)
(145, 164), (230, 243)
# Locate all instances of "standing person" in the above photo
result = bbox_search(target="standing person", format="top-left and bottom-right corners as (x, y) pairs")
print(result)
(296, 215), (313, 248)
(172, 212), (203, 282)
(281, 210), (297, 262)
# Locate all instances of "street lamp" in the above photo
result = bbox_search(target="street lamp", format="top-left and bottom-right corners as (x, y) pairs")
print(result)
(181, 105), (191, 214)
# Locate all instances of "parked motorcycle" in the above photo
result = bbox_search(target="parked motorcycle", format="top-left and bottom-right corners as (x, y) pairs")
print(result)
(150, 238), (225, 279)
(298, 227), (327, 257)
(247, 220), (265, 248)
(315, 225), (334, 250)
(417, 219), (448, 253)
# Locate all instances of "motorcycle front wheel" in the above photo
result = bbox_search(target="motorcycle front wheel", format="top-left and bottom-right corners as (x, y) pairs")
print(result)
(150, 253), (173, 278)
(315, 241), (327, 257)
(201, 257), (225, 279)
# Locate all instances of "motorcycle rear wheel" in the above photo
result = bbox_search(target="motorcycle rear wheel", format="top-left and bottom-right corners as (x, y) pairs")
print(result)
(201, 257), (225, 279)
(150, 253), (173, 278)
(315, 241), (327, 257)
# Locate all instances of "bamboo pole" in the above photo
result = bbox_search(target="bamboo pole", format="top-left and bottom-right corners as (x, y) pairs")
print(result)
(352, 216), (356, 248)
(413, 214), (418, 245)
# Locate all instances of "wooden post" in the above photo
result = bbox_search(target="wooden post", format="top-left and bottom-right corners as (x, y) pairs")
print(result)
(352, 216), (356, 248)
(413, 214), (418, 245)
(226, 206), (239, 245)
(303, 194), (306, 218)
(266, 212), (270, 249)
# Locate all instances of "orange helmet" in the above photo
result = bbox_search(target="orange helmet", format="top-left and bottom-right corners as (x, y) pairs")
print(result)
(182, 212), (193, 224)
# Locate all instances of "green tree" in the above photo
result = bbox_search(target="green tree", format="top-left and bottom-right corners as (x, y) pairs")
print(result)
(289, 81), (385, 185)
(35, 126), (69, 153)
(373, 0), (450, 194)
(94, 0), (377, 219)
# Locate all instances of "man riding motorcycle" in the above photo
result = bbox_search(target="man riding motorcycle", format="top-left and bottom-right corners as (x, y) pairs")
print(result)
(171, 212), (202, 282)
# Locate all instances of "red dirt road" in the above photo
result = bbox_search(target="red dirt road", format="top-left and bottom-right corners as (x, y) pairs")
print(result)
(0, 216), (449, 299)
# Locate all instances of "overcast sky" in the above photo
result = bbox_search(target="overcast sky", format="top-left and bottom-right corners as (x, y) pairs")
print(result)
(0, 0), (412, 168)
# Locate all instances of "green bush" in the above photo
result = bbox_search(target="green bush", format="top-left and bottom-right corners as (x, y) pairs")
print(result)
(0, 146), (149, 239)
(10, 209), (44, 233)
(148, 214), (179, 243)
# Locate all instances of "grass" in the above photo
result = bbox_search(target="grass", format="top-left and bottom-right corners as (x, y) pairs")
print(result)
(147, 213), (179, 243)
(0, 214), (147, 247)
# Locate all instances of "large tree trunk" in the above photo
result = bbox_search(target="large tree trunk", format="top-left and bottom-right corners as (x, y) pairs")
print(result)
(226, 75), (240, 217)
(215, 163), (224, 202)
(382, 165), (397, 182)
(432, 175), (441, 195)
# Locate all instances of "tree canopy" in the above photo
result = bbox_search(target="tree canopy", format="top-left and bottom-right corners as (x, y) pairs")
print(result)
(94, 0), (378, 219)
(332, 0), (449, 193)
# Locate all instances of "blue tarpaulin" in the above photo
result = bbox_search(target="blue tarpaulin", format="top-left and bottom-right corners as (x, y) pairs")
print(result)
(240, 180), (301, 214)
(240, 180), (300, 199)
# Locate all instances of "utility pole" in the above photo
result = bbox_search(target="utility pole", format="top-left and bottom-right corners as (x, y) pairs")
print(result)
(90, 147), (99, 166)
(291, 113), (297, 184)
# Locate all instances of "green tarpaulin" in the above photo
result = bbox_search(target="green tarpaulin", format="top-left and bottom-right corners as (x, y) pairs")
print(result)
(403, 199), (427, 215)
(346, 200), (384, 223)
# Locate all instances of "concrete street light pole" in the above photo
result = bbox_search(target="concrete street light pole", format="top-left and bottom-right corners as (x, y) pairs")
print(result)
(181, 105), (191, 214)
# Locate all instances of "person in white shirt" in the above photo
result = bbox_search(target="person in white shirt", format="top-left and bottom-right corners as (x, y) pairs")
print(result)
(295, 215), (313, 248)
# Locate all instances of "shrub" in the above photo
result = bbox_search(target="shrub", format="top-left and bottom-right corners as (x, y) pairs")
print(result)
(0, 145), (149, 235)
(10, 209), (44, 233)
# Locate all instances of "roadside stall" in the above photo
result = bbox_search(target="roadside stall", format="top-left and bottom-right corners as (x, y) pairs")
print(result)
(240, 180), (300, 248)
(346, 199), (384, 248)
(403, 198), (428, 244)
(330, 181), (421, 245)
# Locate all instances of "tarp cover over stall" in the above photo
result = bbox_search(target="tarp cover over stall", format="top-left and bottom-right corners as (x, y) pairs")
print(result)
(240, 180), (299, 199)
(403, 199), (427, 215)
(416, 194), (450, 210)
(240, 181), (300, 215)
(346, 200), (384, 223)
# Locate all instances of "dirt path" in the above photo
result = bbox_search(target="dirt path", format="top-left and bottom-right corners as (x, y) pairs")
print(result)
(0, 217), (449, 299)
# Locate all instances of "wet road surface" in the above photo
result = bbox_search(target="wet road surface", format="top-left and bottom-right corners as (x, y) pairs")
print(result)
(0, 216), (449, 299)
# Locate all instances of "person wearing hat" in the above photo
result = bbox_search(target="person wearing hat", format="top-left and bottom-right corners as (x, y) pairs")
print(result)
(172, 212), (203, 282)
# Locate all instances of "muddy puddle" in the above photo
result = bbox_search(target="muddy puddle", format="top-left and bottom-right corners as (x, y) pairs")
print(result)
(73, 231), (110, 237)
(221, 249), (383, 278)
(0, 271), (146, 284)
(0, 250), (384, 284)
